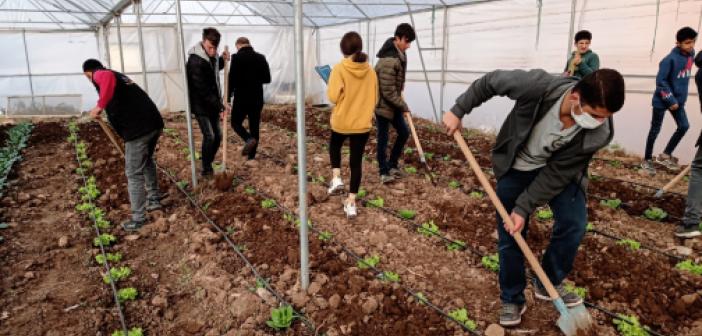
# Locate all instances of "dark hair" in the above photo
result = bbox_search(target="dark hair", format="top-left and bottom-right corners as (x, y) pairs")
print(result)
(574, 30), (592, 43)
(202, 27), (221, 46)
(394, 23), (416, 42)
(676, 26), (698, 42)
(236, 37), (250, 46)
(340, 31), (367, 63)
(82, 59), (105, 72)
(573, 69), (625, 113)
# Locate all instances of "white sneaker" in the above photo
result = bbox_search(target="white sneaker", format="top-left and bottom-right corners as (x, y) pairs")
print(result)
(327, 177), (345, 195)
(343, 201), (357, 219)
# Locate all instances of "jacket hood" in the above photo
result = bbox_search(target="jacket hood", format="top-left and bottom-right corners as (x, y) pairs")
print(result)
(340, 57), (372, 79)
(188, 43), (213, 62)
(376, 37), (405, 62)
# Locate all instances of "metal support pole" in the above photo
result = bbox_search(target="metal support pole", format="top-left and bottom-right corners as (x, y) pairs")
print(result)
(535, 0), (542, 50)
(176, 0), (199, 188)
(135, 0), (149, 94)
(406, 2), (440, 123)
(294, 0), (309, 291)
(116, 15), (126, 72)
(566, 0), (577, 57)
(21, 29), (35, 106)
(651, 0), (661, 57)
(439, 6), (448, 114)
(103, 24), (112, 68)
(366, 20), (371, 56)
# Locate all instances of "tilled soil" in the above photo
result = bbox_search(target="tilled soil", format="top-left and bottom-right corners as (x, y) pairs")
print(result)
(256, 105), (702, 335)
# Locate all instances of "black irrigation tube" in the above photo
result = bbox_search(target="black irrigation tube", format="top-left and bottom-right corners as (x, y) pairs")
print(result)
(588, 192), (683, 222)
(68, 125), (129, 336)
(249, 132), (673, 336)
(154, 163), (319, 334)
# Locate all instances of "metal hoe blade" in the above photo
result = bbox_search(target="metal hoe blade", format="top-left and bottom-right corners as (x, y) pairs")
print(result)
(554, 299), (592, 336)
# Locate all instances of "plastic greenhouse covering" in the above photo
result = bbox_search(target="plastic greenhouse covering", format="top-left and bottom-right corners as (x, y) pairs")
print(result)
(0, 0), (701, 160)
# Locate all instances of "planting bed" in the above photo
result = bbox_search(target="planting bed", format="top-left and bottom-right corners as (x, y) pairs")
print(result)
(1, 109), (700, 336)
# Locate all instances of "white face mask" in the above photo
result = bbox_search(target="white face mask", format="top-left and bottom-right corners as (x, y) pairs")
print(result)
(571, 99), (604, 129)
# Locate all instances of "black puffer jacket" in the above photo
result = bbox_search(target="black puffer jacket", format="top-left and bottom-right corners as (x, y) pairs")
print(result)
(695, 52), (702, 146)
(374, 37), (409, 119)
(186, 43), (224, 117)
(227, 46), (271, 108)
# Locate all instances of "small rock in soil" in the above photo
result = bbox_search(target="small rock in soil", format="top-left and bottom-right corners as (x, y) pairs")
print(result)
(17, 193), (31, 202)
(124, 234), (140, 241)
(369, 231), (388, 246)
(151, 295), (168, 308)
(307, 282), (321, 295)
(231, 292), (261, 319)
(153, 218), (168, 233)
(329, 294), (341, 309)
(58, 236), (69, 248)
(181, 320), (204, 334)
(682, 293), (699, 306)
(24, 271), (35, 279)
(362, 297), (378, 315)
(485, 324), (505, 336)
(256, 288), (276, 305)
(292, 290), (309, 307)
(168, 213), (178, 223)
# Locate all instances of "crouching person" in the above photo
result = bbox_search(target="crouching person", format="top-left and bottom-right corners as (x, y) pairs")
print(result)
(443, 69), (625, 327)
(83, 59), (165, 231)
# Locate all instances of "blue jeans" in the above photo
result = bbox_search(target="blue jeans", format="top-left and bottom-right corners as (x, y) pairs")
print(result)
(125, 129), (161, 222)
(376, 112), (410, 175)
(683, 143), (702, 228)
(496, 169), (587, 304)
(644, 106), (690, 160)
(195, 114), (222, 172)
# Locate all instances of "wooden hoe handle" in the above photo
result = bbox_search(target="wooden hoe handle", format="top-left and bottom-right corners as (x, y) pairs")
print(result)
(661, 165), (691, 193)
(97, 117), (125, 158)
(405, 114), (426, 162)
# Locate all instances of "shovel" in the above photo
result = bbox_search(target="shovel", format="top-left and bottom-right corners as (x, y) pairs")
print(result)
(215, 46), (234, 191)
(404, 113), (436, 186)
(452, 131), (592, 336)
(96, 117), (125, 158)
(654, 164), (691, 198)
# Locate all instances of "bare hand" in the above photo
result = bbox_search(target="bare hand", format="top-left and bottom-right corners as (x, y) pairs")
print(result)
(89, 106), (102, 119)
(506, 212), (525, 235)
(442, 111), (462, 136)
(670, 104), (679, 111)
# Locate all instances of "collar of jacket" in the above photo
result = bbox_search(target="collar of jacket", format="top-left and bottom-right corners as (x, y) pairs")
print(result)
(237, 46), (254, 53)
(376, 37), (406, 62)
(189, 42), (215, 63)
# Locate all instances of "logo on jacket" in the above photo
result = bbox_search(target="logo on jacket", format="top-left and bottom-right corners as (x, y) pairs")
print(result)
(677, 57), (693, 78)
(660, 90), (673, 99)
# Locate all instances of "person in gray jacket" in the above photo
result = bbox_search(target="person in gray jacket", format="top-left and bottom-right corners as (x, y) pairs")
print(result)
(443, 69), (625, 327)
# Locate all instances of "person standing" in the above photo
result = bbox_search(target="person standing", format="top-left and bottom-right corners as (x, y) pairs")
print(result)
(642, 27), (697, 175)
(186, 27), (230, 176)
(83, 59), (165, 231)
(375, 23), (415, 184)
(326, 32), (378, 218)
(564, 30), (600, 78)
(227, 37), (271, 160)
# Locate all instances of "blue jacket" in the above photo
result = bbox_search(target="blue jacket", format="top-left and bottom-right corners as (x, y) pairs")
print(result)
(652, 47), (695, 109)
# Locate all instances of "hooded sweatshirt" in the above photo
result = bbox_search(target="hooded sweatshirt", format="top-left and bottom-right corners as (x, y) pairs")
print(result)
(374, 37), (409, 119)
(652, 47), (695, 109)
(327, 57), (378, 134)
(563, 49), (600, 78)
(185, 43), (224, 117)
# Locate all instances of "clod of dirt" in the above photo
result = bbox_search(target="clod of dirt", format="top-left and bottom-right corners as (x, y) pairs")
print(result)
(362, 297), (379, 315)
(168, 213), (177, 223)
(124, 234), (140, 241)
(329, 294), (341, 309)
(485, 324), (505, 336)
(255, 288), (276, 305)
(17, 193), (30, 203)
(230, 292), (261, 320)
(369, 231), (388, 247)
(307, 281), (321, 295)
(151, 295), (168, 308)
(292, 290), (309, 307)
(153, 217), (168, 233)
(23, 272), (34, 279)
(57, 236), (69, 248)
(214, 172), (234, 191)
(180, 320), (204, 334)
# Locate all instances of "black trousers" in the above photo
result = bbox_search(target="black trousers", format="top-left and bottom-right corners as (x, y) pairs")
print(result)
(329, 131), (370, 194)
(194, 114), (221, 172)
(231, 102), (262, 159)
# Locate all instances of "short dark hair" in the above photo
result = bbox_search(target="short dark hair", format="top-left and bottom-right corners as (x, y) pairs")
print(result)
(573, 69), (625, 113)
(676, 26), (698, 42)
(236, 37), (250, 46)
(574, 30), (592, 43)
(394, 23), (416, 42)
(340, 31), (367, 63)
(82, 59), (105, 72)
(202, 27), (221, 46)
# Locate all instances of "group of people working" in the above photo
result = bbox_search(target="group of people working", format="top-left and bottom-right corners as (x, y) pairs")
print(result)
(80, 22), (700, 328)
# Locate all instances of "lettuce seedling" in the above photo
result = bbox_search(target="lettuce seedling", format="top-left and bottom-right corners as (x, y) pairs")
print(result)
(414, 292), (428, 305)
(117, 287), (138, 302)
(613, 315), (649, 336)
(448, 308), (477, 331)
(318, 231), (332, 242)
(448, 180), (461, 189)
(481, 254), (499, 272)
(366, 197), (384, 208)
(585, 222), (595, 232)
(103, 267), (131, 284)
(600, 198), (622, 209)
(266, 305), (295, 330)
(469, 191), (484, 199)
(643, 207), (667, 221)
(356, 188), (367, 198)
(244, 186), (256, 195)
(398, 209), (416, 220)
(675, 260), (702, 276)
(536, 209), (553, 221)
(447, 240), (466, 251)
(95, 253), (122, 266)
(616, 239), (641, 251)
(357, 255), (380, 269)
(564, 282), (588, 298)
(111, 327), (143, 336)
(404, 148), (414, 155)
(404, 166), (417, 174)
(423, 152), (434, 160)
(417, 220), (439, 237)
(380, 271), (400, 282)
(93, 233), (116, 247)
(261, 199), (276, 209)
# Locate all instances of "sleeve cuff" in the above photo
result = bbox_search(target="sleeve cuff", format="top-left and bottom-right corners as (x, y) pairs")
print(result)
(450, 104), (467, 119)
(513, 205), (530, 219)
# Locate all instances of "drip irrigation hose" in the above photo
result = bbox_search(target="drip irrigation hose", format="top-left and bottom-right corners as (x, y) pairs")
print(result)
(583, 303), (667, 336)
(155, 164), (318, 333)
(68, 126), (129, 336)
(589, 193), (682, 222)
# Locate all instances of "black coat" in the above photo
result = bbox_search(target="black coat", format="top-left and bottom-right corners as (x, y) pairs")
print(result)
(696, 52), (702, 146)
(92, 70), (163, 141)
(186, 43), (225, 118)
(227, 46), (271, 108)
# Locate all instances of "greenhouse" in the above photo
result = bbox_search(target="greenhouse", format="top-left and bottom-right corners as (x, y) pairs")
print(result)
(0, 0), (701, 335)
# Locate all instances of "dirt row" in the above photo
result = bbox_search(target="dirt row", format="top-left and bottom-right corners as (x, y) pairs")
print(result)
(252, 106), (702, 335)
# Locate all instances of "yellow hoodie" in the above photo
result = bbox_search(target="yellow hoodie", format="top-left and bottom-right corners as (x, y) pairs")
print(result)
(327, 57), (378, 134)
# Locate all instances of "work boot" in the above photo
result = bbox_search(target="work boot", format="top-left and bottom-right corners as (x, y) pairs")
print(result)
(380, 174), (395, 184)
(533, 281), (584, 307)
(499, 303), (526, 327)
(242, 138), (257, 156)
(146, 200), (162, 212)
(327, 177), (345, 195)
(121, 219), (145, 232)
(640, 159), (656, 176)
(674, 224), (702, 238)
(389, 167), (406, 178)
(657, 153), (680, 171)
